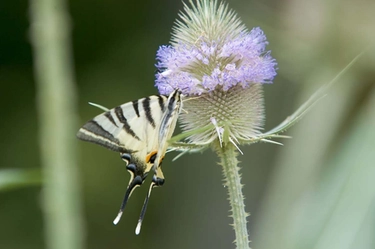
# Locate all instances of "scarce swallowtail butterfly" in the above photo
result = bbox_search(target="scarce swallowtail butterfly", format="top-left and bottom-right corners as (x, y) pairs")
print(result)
(77, 89), (182, 234)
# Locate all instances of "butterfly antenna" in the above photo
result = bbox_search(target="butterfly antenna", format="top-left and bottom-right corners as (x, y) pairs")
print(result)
(113, 175), (143, 225)
(135, 175), (164, 235)
(88, 102), (109, 111)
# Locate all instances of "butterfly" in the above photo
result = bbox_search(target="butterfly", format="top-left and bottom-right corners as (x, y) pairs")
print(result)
(76, 89), (182, 234)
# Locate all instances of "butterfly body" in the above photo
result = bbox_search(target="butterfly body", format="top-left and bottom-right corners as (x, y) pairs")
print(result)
(77, 89), (182, 234)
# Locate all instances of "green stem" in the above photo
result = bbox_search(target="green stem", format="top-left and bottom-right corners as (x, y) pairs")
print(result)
(218, 144), (250, 249)
(30, 0), (85, 249)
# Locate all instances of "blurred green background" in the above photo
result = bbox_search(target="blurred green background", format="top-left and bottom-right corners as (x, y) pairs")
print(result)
(1, 0), (375, 248)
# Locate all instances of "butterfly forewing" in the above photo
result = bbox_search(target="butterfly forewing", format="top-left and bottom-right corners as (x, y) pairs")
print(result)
(77, 94), (168, 154)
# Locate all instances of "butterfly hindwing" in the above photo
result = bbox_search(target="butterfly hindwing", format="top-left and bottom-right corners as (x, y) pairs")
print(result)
(134, 90), (183, 234)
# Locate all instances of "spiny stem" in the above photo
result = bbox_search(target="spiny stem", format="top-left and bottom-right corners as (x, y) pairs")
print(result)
(217, 143), (250, 249)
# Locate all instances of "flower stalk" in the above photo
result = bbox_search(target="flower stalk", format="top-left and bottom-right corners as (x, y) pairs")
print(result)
(217, 143), (250, 249)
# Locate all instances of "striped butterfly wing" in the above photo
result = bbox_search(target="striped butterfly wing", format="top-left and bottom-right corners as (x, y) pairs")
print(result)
(77, 89), (182, 234)
(77, 95), (167, 153)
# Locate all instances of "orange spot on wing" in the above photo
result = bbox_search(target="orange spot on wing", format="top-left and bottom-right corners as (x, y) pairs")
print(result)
(145, 150), (158, 163)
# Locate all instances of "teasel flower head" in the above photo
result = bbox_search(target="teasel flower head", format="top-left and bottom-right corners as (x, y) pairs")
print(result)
(155, 0), (277, 151)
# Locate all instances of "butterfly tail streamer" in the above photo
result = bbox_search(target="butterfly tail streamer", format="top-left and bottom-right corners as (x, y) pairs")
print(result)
(113, 175), (143, 225)
(135, 180), (156, 235)
(136, 170), (167, 235)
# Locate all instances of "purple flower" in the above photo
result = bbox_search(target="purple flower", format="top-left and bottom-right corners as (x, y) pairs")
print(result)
(155, 27), (277, 96)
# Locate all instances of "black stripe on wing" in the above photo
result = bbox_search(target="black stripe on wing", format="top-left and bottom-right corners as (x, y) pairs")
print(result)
(142, 97), (156, 128)
(157, 90), (182, 140)
(114, 107), (141, 141)
(132, 100), (140, 117)
(157, 95), (166, 112)
(77, 120), (127, 153)
(167, 90), (180, 112)
(104, 112), (118, 127)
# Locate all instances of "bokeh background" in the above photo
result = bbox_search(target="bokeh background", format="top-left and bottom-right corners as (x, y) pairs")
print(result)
(1, 0), (375, 248)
